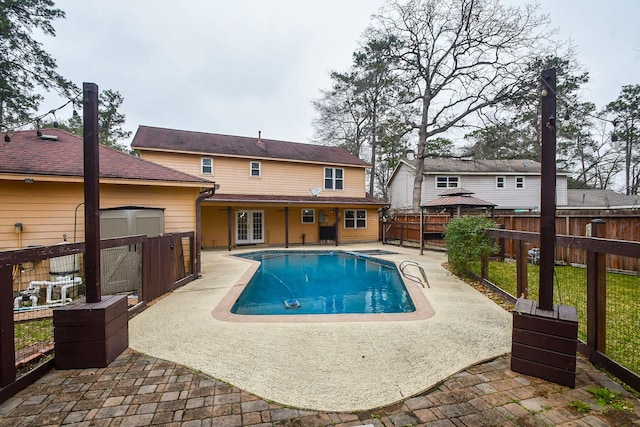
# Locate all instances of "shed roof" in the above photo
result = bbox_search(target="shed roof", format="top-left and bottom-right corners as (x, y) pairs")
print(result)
(131, 125), (370, 167)
(0, 128), (212, 185)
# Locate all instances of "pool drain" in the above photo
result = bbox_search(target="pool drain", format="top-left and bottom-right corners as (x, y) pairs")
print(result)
(283, 298), (301, 309)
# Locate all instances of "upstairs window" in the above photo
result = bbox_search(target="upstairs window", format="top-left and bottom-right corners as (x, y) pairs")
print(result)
(301, 209), (315, 224)
(344, 209), (366, 229)
(436, 176), (459, 188)
(250, 161), (261, 177)
(496, 176), (506, 189)
(324, 167), (344, 190)
(515, 176), (525, 189)
(201, 157), (213, 174)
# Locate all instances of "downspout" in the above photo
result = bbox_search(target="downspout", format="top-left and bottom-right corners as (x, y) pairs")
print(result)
(196, 184), (218, 278)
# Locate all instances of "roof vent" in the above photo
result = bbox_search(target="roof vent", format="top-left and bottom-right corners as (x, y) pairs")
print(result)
(39, 134), (59, 141)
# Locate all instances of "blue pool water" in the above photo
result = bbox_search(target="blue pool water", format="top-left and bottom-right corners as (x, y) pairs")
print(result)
(231, 251), (415, 315)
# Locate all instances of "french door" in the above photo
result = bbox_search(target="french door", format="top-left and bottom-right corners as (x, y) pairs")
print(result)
(236, 210), (264, 244)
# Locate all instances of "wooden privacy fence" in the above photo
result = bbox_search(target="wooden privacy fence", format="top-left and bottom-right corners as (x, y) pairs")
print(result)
(0, 232), (195, 403)
(384, 212), (639, 272)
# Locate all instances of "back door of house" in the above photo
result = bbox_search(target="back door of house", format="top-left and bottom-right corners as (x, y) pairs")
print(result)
(236, 210), (264, 244)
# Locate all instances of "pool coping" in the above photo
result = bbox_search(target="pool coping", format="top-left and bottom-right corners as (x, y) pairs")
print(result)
(211, 250), (435, 323)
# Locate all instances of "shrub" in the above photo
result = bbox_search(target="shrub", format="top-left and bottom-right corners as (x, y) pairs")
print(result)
(445, 215), (497, 276)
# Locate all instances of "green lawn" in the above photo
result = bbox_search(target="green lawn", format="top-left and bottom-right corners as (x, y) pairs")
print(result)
(15, 318), (53, 351)
(471, 260), (640, 376)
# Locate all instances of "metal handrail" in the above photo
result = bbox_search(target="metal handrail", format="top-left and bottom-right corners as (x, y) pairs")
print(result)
(399, 260), (430, 288)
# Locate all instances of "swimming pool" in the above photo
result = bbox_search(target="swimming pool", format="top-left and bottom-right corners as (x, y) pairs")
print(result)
(230, 251), (415, 315)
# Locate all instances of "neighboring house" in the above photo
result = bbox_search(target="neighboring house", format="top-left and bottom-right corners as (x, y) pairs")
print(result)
(131, 125), (387, 248)
(0, 128), (213, 251)
(387, 158), (569, 212)
(564, 189), (640, 210)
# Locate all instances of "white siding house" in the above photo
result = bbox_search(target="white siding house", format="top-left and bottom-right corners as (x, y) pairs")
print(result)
(387, 158), (569, 212)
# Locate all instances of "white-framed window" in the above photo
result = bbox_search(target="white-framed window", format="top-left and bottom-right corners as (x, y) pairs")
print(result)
(324, 167), (344, 190)
(496, 176), (506, 189)
(515, 176), (525, 189)
(344, 209), (366, 229)
(250, 161), (261, 177)
(301, 209), (315, 224)
(201, 157), (213, 174)
(436, 176), (459, 188)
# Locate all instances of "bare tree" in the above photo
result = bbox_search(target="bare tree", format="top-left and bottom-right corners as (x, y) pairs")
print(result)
(606, 84), (640, 195)
(368, 0), (553, 210)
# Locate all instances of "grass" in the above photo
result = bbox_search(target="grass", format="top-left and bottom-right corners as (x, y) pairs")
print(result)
(471, 260), (640, 376)
(588, 387), (634, 411)
(15, 318), (54, 351)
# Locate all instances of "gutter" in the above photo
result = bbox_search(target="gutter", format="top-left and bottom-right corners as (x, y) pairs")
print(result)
(196, 184), (219, 277)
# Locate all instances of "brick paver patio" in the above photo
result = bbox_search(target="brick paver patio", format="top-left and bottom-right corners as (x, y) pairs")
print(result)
(0, 349), (638, 426)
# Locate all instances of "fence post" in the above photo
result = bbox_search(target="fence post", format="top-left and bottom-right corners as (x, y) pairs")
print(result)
(587, 219), (607, 355)
(498, 224), (505, 261)
(399, 223), (404, 246)
(481, 254), (489, 282)
(0, 265), (16, 386)
(515, 240), (528, 298)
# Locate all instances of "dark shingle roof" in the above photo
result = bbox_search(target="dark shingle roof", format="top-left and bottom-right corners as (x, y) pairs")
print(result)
(566, 189), (640, 208)
(207, 193), (387, 206)
(131, 125), (370, 167)
(0, 129), (212, 185)
(414, 158), (546, 174)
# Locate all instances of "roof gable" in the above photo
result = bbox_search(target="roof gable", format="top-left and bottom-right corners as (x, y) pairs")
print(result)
(131, 125), (370, 167)
(0, 129), (212, 185)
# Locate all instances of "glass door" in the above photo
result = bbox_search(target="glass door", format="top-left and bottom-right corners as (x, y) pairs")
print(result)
(236, 210), (264, 244)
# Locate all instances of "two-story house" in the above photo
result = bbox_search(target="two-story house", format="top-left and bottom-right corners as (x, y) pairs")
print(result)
(131, 126), (387, 249)
(387, 157), (569, 212)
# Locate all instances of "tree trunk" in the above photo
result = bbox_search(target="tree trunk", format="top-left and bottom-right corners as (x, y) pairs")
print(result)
(412, 99), (429, 211)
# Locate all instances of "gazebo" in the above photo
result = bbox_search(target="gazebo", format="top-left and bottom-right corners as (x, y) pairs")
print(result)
(421, 187), (496, 218)
(418, 188), (496, 255)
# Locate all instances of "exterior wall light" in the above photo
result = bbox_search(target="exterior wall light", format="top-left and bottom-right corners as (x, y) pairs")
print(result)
(14, 223), (23, 233)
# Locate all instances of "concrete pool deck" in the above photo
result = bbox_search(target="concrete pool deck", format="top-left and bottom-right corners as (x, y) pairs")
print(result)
(128, 243), (512, 412)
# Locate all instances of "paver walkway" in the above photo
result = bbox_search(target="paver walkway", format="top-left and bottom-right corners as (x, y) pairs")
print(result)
(0, 348), (638, 426)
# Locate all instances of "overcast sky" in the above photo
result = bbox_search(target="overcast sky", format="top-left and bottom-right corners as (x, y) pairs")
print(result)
(38, 0), (640, 147)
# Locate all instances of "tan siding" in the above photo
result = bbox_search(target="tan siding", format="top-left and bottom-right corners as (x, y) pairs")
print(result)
(139, 151), (204, 177)
(1, 181), (198, 250)
(200, 204), (379, 249)
(140, 152), (368, 198)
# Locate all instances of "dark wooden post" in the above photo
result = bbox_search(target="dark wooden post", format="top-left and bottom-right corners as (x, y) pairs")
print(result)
(539, 68), (557, 311)
(334, 207), (339, 246)
(419, 208), (424, 255)
(497, 224), (505, 261)
(515, 240), (528, 298)
(284, 207), (289, 248)
(511, 68), (577, 389)
(54, 83), (128, 369)
(481, 254), (489, 282)
(0, 265), (16, 386)
(227, 207), (232, 251)
(587, 219), (607, 354)
(83, 82), (101, 303)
